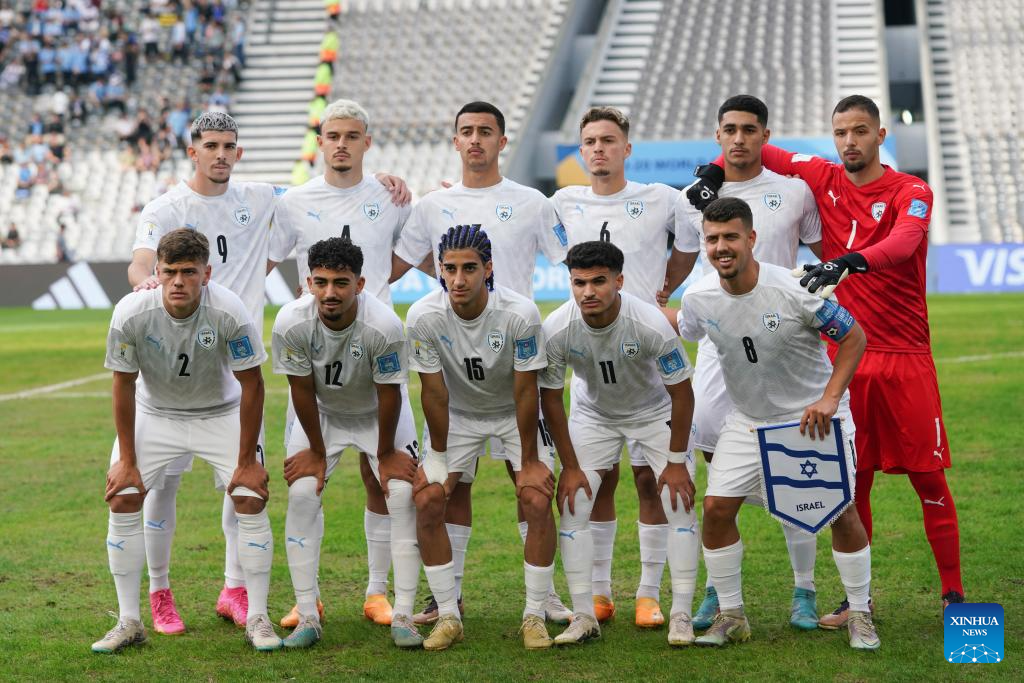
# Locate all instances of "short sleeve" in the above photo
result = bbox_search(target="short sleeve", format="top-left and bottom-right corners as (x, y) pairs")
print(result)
(799, 184), (822, 244)
(659, 184), (680, 236)
(536, 198), (569, 263)
(538, 322), (567, 390)
(677, 292), (707, 342)
(268, 197), (298, 263)
(392, 203), (412, 246)
(511, 308), (547, 373)
(645, 316), (693, 385)
(406, 317), (442, 374)
(371, 329), (408, 385)
(224, 310), (267, 372)
(393, 202), (432, 267)
(133, 206), (167, 253)
(271, 321), (311, 376)
(672, 192), (702, 254)
(104, 308), (139, 373)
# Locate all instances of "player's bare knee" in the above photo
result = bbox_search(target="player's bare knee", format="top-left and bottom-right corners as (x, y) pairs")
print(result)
(702, 497), (734, 525)
(108, 493), (143, 513)
(519, 487), (552, 520)
(414, 485), (445, 522)
(231, 494), (266, 515)
(360, 452), (385, 493)
(504, 459), (517, 483)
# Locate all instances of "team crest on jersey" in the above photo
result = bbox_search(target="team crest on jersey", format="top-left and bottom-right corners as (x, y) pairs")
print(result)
(363, 202), (381, 221)
(197, 326), (217, 349)
(487, 332), (505, 353)
(871, 202), (886, 222)
(234, 207), (251, 226)
(350, 342), (364, 360)
(625, 200), (644, 219)
(764, 192), (783, 212)
(762, 312), (781, 332)
(621, 341), (640, 358)
(496, 203), (513, 222)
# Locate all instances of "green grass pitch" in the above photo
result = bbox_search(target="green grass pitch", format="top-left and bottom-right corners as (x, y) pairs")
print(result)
(0, 294), (1021, 681)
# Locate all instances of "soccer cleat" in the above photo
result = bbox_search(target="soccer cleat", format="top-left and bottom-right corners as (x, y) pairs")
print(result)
(413, 595), (464, 625)
(635, 597), (665, 628)
(693, 586), (719, 630)
(150, 588), (185, 635)
(543, 591), (572, 625)
(520, 614), (553, 650)
(942, 590), (965, 610)
(790, 587), (818, 630)
(363, 593), (393, 625)
(847, 610), (880, 651)
(282, 614), (322, 649)
(216, 585), (249, 628)
(245, 614), (283, 651)
(694, 609), (751, 647)
(818, 598), (874, 630)
(553, 613), (601, 645)
(280, 599), (325, 628)
(593, 595), (616, 623)
(91, 615), (146, 654)
(423, 614), (464, 651)
(391, 614), (424, 648)
(667, 613), (695, 646)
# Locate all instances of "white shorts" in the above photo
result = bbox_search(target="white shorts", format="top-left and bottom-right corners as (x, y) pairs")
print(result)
(283, 384), (412, 452)
(565, 375), (648, 468)
(287, 398), (419, 486)
(425, 412), (555, 484)
(692, 350), (732, 454)
(108, 411), (262, 494)
(163, 422), (266, 483)
(568, 408), (697, 479)
(706, 410), (857, 501)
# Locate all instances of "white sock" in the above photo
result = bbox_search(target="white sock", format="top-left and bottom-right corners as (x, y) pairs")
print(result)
(559, 470), (602, 618)
(314, 506), (324, 599)
(520, 520), (557, 597)
(222, 494), (245, 589)
(703, 540), (744, 611)
(637, 521), (667, 601)
(590, 519), (616, 599)
(108, 511), (145, 621)
(143, 474), (180, 593)
(832, 545), (871, 612)
(364, 509), (391, 597)
(783, 524), (817, 591)
(445, 523), (471, 599)
(235, 509), (273, 619)
(524, 562), (554, 619)
(661, 487), (698, 617)
(386, 480), (420, 619)
(423, 561), (460, 619)
(285, 477), (322, 617)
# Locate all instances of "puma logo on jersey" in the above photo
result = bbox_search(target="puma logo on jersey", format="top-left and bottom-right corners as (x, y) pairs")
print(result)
(705, 318), (721, 332)
(441, 208), (456, 221)
(828, 190), (840, 207)
(568, 347), (586, 358)
(912, 184), (927, 191)
(145, 335), (163, 350)
(573, 203), (584, 215)
(306, 209), (321, 222)
(439, 335), (454, 351)
(923, 497), (945, 507)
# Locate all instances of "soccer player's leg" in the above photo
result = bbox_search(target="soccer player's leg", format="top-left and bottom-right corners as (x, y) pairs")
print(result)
(630, 443), (668, 629)
(143, 454), (191, 635)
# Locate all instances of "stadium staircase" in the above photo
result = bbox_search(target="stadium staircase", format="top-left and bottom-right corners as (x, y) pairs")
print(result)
(831, 0), (890, 120)
(232, 0), (325, 184)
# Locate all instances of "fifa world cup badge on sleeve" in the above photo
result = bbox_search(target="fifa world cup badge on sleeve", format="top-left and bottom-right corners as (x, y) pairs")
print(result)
(945, 603), (1003, 663)
(756, 418), (853, 533)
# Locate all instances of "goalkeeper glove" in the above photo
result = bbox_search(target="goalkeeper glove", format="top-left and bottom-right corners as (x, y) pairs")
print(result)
(685, 164), (726, 211)
(792, 252), (869, 298)
(422, 448), (448, 486)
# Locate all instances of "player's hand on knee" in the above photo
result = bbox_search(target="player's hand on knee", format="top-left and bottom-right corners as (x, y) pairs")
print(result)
(556, 466), (592, 516)
(414, 448), (448, 497)
(800, 397), (839, 441)
(283, 448), (326, 493)
(793, 253), (868, 298)
(516, 460), (555, 502)
(229, 460), (270, 501)
(685, 164), (725, 211)
(658, 463), (696, 513)
(105, 461), (146, 502)
(378, 449), (418, 497)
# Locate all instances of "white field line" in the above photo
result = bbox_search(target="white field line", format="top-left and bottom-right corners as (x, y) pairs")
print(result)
(0, 372), (109, 402)
(935, 350), (1024, 364)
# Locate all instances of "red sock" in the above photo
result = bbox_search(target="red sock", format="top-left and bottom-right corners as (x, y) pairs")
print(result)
(908, 469), (964, 596)
(854, 468), (875, 543)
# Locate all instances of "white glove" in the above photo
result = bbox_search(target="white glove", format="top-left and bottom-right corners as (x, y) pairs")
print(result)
(423, 448), (448, 486)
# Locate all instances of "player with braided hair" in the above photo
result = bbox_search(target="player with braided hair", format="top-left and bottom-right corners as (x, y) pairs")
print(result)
(405, 226), (559, 650)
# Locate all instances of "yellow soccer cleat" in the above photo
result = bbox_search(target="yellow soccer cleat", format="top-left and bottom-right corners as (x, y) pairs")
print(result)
(593, 595), (616, 623)
(363, 594), (393, 625)
(520, 614), (553, 650)
(423, 614), (464, 651)
(279, 600), (325, 629)
(635, 597), (665, 628)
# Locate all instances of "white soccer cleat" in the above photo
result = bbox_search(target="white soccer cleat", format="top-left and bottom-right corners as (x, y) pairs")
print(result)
(91, 615), (146, 654)
(245, 614), (283, 651)
(282, 614), (322, 649)
(543, 591), (572, 624)
(667, 613), (695, 646)
(847, 610), (880, 651)
(553, 613), (600, 646)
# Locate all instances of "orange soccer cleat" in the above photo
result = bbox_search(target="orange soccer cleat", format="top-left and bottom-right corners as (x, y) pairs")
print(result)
(363, 594), (393, 625)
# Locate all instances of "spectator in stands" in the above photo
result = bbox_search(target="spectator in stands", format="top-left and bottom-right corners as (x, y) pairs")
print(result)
(104, 72), (127, 114)
(45, 112), (63, 134)
(170, 15), (188, 63)
(122, 30), (139, 87)
(207, 86), (229, 114)
(113, 112), (135, 144)
(0, 136), (12, 165)
(220, 48), (240, 87)
(47, 132), (65, 162)
(69, 93), (88, 126)
(141, 11), (160, 61)
(133, 109), (155, 147)
(56, 222), (73, 263)
(89, 38), (111, 82)
(50, 88), (68, 120)
(198, 54), (216, 92)
(22, 35), (40, 95)
(86, 76), (106, 111)
(68, 37), (88, 91)
(2, 222), (21, 250)
(167, 99), (191, 146)
(38, 35), (56, 86)
(0, 56), (25, 90)
(28, 134), (51, 165)
(15, 162), (34, 200)
(231, 15), (245, 66)
(28, 113), (44, 136)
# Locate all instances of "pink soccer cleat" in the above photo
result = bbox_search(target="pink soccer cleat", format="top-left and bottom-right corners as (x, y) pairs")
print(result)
(216, 585), (249, 628)
(150, 588), (186, 635)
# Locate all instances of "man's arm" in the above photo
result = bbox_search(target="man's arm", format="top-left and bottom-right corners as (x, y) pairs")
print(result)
(806, 241), (823, 260)
(374, 172), (412, 206)
(659, 249), (699, 304)
(283, 372), (328, 492)
(659, 379), (696, 512)
(541, 386), (591, 514)
(229, 366), (268, 499)
(106, 370), (145, 500)
(687, 145), (829, 210)
(127, 248), (157, 290)
(513, 370), (540, 464)
(419, 370), (449, 452)
(801, 318), (866, 440)
(375, 382), (418, 493)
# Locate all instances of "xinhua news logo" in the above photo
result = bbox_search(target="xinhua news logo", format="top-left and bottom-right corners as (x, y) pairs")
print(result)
(944, 603), (1004, 663)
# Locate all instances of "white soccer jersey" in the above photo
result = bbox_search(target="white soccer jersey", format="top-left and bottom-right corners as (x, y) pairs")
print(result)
(540, 291), (693, 422)
(678, 263), (850, 420)
(271, 291), (407, 419)
(406, 285), (546, 418)
(134, 180), (287, 324)
(271, 175), (411, 305)
(551, 181), (678, 304)
(394, 178), (568, 297)
(104, 281), (266, 419)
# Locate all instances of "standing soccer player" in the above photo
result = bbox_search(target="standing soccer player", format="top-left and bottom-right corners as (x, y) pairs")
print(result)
(94, 229), (280, 653)
(549, 106), (692, 627)
(271, 98), (420, 629)
(272, 238), (421, 649)
(672, 197), (879, 650)
(392, 101), (570, 625)
(406, 226), (558, 650)
(673, 95), (825, 630)
(687, 95), (965, 621)
(539, 240), (698, 647)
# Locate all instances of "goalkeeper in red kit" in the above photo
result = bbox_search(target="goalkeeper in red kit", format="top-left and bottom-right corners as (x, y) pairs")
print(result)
(686, 94), (964, 625)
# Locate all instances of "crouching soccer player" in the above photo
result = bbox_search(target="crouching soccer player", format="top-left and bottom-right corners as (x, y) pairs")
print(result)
(406, 226), (558, 650)
(271, 238), (421, 649)
(94, 229), (279, 653)
(540, 241), (700, 647)
(673, 198), (879, 650)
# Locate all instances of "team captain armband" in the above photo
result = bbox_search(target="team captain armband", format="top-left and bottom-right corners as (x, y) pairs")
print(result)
(814, 299), (856, 341)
